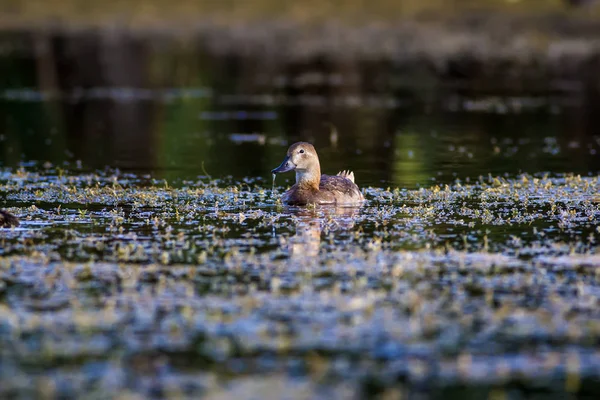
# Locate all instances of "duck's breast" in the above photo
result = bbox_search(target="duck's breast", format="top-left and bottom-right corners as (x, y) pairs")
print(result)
(281, 184), (311, 206)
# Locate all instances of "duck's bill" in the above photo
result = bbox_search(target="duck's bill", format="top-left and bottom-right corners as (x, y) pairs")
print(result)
(271, 156), (295, 174)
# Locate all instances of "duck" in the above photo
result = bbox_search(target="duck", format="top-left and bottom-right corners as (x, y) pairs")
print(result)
(271, 142), (365, 206)
(0, 209), (19, 228)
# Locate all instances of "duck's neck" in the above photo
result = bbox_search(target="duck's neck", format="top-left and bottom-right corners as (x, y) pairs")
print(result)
(295, 161), (321, 191)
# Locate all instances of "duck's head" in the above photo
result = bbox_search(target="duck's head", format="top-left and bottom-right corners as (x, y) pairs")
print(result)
(271, 142), (319, 175)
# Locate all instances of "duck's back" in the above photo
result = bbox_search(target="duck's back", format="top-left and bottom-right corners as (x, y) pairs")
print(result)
(319, 175), (364, 204)
(282, 174), (364, 206)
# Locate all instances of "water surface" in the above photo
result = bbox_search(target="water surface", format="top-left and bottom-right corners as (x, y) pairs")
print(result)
(0, 31), (599, 187)
(1, 31), (600, 399)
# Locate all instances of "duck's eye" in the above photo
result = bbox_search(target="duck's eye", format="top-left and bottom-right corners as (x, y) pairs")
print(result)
(299, 149), (305, 154)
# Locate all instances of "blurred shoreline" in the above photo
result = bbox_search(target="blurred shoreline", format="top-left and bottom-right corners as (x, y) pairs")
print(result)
(1, 1), (600, 178)
(1, 8), (598, 97)
(1, 2), (600, 65)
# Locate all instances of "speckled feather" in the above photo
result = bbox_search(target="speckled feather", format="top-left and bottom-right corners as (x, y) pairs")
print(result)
(282, 174), (364, 206)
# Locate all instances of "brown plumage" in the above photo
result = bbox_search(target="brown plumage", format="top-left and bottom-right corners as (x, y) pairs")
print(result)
(0, 210), (19, 228)
(271, 142), (364, 206)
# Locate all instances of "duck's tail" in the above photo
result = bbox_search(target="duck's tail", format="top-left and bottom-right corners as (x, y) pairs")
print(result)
(337, 170), (355, 183)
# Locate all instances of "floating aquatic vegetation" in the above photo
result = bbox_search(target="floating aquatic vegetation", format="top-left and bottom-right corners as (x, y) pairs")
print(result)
(0, 167), (599, 397)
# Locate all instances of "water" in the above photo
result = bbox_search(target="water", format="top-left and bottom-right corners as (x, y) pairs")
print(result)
(1, 30), (600, 399)
(0, 32), (599, 188)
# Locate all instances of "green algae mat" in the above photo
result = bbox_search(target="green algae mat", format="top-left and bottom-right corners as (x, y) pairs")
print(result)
(1, 168), (600, 398)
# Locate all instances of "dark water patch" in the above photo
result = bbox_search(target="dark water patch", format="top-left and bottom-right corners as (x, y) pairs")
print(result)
(0, 30), (600, 188)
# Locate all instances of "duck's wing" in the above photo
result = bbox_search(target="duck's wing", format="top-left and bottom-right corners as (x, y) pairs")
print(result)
(320, 175), (364, 204)
(336, 170), (355, 184)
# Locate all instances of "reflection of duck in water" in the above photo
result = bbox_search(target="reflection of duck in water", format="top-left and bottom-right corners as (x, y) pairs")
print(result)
(286, 207), (359, 259)
(0, 210), (19, 228)
(272, 142), (364, 206)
